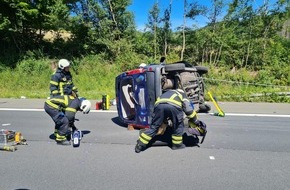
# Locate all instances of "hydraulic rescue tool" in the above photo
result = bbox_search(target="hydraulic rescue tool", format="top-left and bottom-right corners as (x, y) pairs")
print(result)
(72, 129), (82, 147)
(70, 119), (83, 147)
(207, 91), (225, 117)
(0, 129), (27, 152)
(0, 145), (17, 152)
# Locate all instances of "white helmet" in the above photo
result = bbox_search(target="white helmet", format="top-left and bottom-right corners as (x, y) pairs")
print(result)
(139, 63), (147, 68)
(81, 100), (91, 114)
(58, 59), (70, 69)
(176, 89), (185, 93)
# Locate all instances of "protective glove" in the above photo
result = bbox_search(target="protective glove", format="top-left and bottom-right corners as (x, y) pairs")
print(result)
(188, 119), (207, 136)
(72, 90), (78, 98)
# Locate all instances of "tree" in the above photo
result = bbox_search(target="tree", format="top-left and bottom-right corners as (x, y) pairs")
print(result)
(0, 0), (70, 66)
(160, 0), (173, 57)
(221, 0), (290, 69)
(68, 0), (135, 59)
(180, 0), (187, 61)
(147, 2), (161, 60)
(182, 0), (206, 62)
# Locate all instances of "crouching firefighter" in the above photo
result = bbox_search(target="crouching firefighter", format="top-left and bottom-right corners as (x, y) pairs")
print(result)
(44, 95), (91, 145)
(135, 88), (207, 153)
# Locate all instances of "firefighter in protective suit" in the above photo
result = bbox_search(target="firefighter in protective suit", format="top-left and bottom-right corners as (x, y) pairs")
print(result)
(50, 59), (78, 97)
(44, 95), (91, 145)
(135, 89), (207, 153)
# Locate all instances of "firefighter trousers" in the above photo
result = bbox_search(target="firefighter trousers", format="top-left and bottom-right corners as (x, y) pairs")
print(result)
(44, 103), (69, 136)
(140, 103), (185, 145)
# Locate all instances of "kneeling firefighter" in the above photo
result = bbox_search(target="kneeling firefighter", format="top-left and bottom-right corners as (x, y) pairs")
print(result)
(135, 89), (207, 153)
(44, 95), (91, 145)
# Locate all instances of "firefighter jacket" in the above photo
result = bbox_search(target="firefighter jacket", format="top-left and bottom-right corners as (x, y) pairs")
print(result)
(50, 68), (77, 97)
(45, 95), (81, 123)
(155, 89), (197, 120)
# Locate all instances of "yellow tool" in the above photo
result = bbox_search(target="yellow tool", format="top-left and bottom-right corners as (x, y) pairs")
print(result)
(0, 145), (17, 152)
(14, 132), (21, 143)
(207, 91), (225, 117)
(14, 131), (28, 145)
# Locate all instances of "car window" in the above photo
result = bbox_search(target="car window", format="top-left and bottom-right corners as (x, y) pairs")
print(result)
(120, 78), (135, 120)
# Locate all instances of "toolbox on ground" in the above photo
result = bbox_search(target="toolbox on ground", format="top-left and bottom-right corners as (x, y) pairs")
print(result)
(0, 129), (16, 145)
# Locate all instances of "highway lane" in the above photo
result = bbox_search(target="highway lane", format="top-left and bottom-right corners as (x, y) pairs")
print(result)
(0, 108), (290, 190)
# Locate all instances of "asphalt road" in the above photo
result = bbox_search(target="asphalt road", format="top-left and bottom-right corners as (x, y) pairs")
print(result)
(0, 99), (290, 190)
(0, 98), (289, 114)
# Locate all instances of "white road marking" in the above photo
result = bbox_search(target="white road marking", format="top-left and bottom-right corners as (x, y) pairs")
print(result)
(1, 123), (11, 126)
(0, 108), (289, 117)
(209, 156), (215, 160)
(208, 113), (290, 118)
(0, 108), (117, 113)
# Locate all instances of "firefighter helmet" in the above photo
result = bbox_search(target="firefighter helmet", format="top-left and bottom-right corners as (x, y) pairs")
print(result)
(81, 100), (91, 114)
(176, 89), (185, 93)
(139, 63), (147, 68)
(58, 59), (70, 69)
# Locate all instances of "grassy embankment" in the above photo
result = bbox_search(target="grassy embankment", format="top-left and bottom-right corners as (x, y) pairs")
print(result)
(0, 55), (289, 103)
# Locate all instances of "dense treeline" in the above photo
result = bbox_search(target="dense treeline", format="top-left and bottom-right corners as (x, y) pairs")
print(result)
(0, 0), (289, 100)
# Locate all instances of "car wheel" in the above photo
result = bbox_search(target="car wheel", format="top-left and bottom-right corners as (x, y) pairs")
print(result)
(195, 66), (208, 75)
(165, 63), (185, 72)
(198, 103), (211, 113)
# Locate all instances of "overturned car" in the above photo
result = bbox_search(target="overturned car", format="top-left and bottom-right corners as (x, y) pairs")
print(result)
(115, 61), (211, 128)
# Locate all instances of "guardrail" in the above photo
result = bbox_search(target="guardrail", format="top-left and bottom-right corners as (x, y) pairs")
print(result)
(203, 78), (290, 99)
(204, 78), (290, 89)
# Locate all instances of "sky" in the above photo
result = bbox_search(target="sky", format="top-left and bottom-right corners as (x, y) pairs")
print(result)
(129, 0), (188, 30)
(128, 0), (278, 31)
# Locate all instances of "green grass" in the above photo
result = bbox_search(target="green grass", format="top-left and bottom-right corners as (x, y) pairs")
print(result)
(0, 56), (289, 103)
(0, 56), (129, 100)
(205, 83), (290, 103)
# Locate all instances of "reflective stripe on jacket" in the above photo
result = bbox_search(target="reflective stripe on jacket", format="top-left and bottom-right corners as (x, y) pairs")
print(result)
(155, 89), (197, 119)
(45, 95), (69, 110)
(45, 95), (81, 122)
(45, 95), (79, 113)
(50, 69), (76, 96)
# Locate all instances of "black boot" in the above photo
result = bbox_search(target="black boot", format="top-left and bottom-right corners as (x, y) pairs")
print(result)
(56, 134), (71, 146)
(172, 143), (186, 150)
(135, 140), (146, 153)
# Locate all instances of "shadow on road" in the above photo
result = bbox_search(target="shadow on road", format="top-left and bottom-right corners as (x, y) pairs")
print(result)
(111, 117), (201, 150)
(49, 130), (91, 140)
(142, 128), (200, 150)
(111, 116), (128, 128)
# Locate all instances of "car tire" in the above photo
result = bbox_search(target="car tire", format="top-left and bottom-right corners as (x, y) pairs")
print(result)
(165, 63), (185, 72)
(198, 103), (211, 113)
(195, 66), (208, 75)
